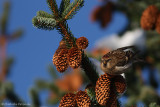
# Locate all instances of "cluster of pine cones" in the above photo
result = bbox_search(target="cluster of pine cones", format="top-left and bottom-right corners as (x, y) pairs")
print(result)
(59, 73), (126, 107)
(52, 37), (88, 73)
(141, 5), (160, 34)
(59, 91), (91, 107)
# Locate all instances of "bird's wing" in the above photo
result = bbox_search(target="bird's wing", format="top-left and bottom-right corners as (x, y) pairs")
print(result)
(114, 62), (132, 74)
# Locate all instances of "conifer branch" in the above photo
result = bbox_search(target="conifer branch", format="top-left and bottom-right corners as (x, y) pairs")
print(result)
(57, 21), (76, 48)
(0, 36), (7, 82)
(85, 87), (97, 103)
(10, 29), (23, 40)
(1, 82), (27, 107)
(47, 0), (59, 18)
(32, 16), (57, 30)
(0, 57), (14, 82)
(65, 3), (79, 19)
(6, 91), (27, 107)
(0, 1), (10, 34)
(30, 88), (41, 107)
(81, 53), (99, 85)
(57, 21), (99, 85)
(33, 0), (99, 86)
(62, 0), (84, 20)
(37, 11), (54, 18)
(48, 65), (58, 80)
(59, 0), (71, 15)
(35, 79), (49, 90)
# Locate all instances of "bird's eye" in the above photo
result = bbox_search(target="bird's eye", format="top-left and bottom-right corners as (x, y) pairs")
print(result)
(103, 60), (107, 65)
(103, 59), (111, 67)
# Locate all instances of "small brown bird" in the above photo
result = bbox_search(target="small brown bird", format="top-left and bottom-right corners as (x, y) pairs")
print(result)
(100, 46), (141, 75)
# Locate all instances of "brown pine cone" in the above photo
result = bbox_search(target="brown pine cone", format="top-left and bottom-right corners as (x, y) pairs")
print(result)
(91, 6), (101, 22)
(95, 73), (113, 106)
(76, 37), (89, 49)
(55, 49), (69, 73)
(59, 93), (76, 107)
(91, 2), (114, 28)
(114, 75), (126, 94)
(76, 91), (91, 107)
(106, 88), (117, 107)
(52, 40), (67, 65)
(59, 40), (66, 46)
(140, 5), (159, 30)
(67, 47), (82, 69)
(156, 14), (160, 34)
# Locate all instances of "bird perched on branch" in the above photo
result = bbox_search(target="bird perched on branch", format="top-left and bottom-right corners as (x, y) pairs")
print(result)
(100, 46), (142, 75)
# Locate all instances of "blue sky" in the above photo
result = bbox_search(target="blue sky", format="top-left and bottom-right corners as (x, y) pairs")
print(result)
(0, 0), (127, 106)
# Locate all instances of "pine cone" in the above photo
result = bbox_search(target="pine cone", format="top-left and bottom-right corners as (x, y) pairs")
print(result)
(91, 2), (114, 28)
(55, 49), (69, 73)
(59, 40), (66, 46)
(156, 14), (160, 34)
(76, 37), (89, 49)
(76, 91), (91, 107)
(140, 5), (159, 30)
(106, 88), (117, 107)
(114, 75), (126, 94)
(53, 40), (67, 65)
(95, 73), (113, 106)
(67, 47), (82, 69)
(59, 93), (76, 107)
(91, 6), (101, 22)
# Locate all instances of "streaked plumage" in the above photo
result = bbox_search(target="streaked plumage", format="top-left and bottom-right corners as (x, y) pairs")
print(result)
(100, 46), (141, 75)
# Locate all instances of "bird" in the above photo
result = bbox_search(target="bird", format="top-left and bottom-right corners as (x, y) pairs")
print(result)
(100, 46), (142, 75)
